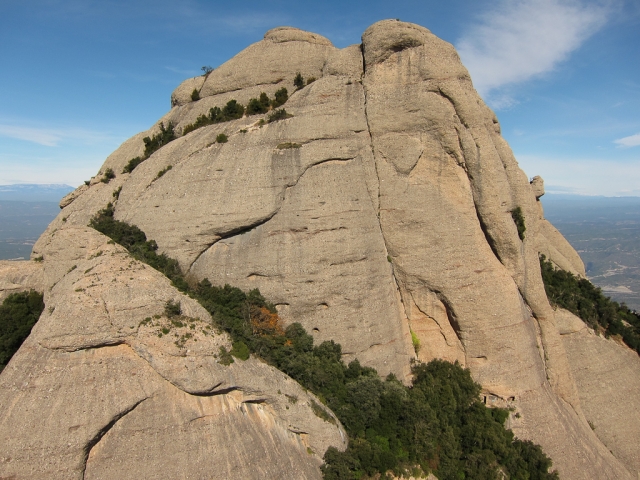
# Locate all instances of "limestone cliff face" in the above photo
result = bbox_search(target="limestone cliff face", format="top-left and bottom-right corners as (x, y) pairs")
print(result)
(1, 20), (638, 479)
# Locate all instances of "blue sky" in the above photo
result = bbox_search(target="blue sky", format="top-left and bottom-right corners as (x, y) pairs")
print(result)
(1, 0), (639, 195)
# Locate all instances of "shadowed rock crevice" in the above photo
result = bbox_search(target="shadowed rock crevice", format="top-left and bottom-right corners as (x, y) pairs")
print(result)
(82, 397), (147, 479)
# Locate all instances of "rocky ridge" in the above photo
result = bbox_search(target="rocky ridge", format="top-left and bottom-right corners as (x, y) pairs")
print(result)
(1, 20), (638, 479)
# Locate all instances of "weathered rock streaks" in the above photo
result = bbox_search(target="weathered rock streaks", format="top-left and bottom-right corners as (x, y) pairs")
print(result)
(2, 20), (638, 479)
(1, 227), (345, 479)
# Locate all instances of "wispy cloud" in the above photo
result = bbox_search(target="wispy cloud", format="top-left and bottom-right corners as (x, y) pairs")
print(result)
(614, 132), (640, 147)
(0, 125), (61, 146)
(457, 0), (609, 103)
(0, 122), (114, 147)
(516, 154), (640, 196)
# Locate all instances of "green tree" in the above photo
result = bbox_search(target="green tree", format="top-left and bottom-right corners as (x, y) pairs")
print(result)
(0, 290), (45, 370)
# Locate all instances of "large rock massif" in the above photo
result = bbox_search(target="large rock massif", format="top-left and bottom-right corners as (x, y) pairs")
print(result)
(1, 20), (638, 479)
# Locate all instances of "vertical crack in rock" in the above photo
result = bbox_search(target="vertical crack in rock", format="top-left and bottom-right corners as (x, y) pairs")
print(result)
(409, 289), (464, 351)
(360, 55), (415, 367)
(82, 397), (147, 479)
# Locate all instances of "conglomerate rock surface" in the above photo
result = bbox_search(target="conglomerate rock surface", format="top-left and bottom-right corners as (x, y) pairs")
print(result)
(0, 227), (345, 479)
(1, 20), (638, 479)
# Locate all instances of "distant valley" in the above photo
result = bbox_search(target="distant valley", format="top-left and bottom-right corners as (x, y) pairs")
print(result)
(543, 194), (640, 311)
(0, 184), (73, 260)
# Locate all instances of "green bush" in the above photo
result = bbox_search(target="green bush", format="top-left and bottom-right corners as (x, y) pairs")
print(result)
(294, 72), (304, 89)
(191, 88), (200, 101)
(216, 133), (228, 143)
(122, 156), (144, 174)
(164, 300), (181, 318)
(268, 109), (293, 123)
(155, 165), (172, 179)
(511, 207), (526, 240)
(272, 87), (289, 108)
(0, 290), (45, 370)
(101, 168), (115, 184)
(306, 76), (316, 85)
(246, 96), (269, 115)
(143, 122), (176, 158)
(222, 99), (244, 120)
(230, 340), (250, 360)
(540, 255), (640, 354)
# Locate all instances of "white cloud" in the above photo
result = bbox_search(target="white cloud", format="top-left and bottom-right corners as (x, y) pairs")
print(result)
(457, 0), (609, 101)
(614, 132), (640, 147)
(0, 124), (62, 146)
(0, 122), (116, 147)
(516, 154), (640, 196)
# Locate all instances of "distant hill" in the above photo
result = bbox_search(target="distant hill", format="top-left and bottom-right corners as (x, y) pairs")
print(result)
(542, 194), (640, 311)
(0, 184), (75, 203)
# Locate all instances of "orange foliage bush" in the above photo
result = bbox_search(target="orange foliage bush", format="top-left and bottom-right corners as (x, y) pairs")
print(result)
(250, 306), (285, 336)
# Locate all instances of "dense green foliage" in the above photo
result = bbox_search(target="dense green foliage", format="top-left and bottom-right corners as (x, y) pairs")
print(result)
(191, 88), (200, 101)
(511, 207), (526, 240)
(246, 93), (271, 115)
(182, 87), (291, 135)
(294, 72), (305, 89)
(215, 133), (228, 144)
(143, 122), (176, 158)
(123, 156), (143, 174)
(0, 290), (45, 371)
(272, 87), (289, 108)
(100, 168), (115, 184)
(540, 255), (640, 354)
(89, 209), (558, 479)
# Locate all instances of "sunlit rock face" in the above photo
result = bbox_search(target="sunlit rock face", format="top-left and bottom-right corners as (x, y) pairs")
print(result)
(1, 20), (636, 479)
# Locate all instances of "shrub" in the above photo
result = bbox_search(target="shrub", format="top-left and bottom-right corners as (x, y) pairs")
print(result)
(230, 340), (250, 360)
(306, 76), (316, 85)
(216, 133), (228, 143)
(222, 99), (244, 120)
(268, 108), (293, 123)
(164, 300), (181, 318)
(0, 290), (45, 370)
(201, 66), (213, 75)
(276, 142), (301, 149)
(143, 122), (176, 158)
(272, 87), (289, 108)
(411, 329), (420, 353)
(294, 72), (304, 89)
(218, 346), (234, 365)
(246, 96), (269, 115)
(101, 168), (115, 184)
(183, 114), (211, 135)
(191, 88), (200, 101)
(540, 254), (640, 354)
(511, 207), (526, 240)
(155, 165), (172, 179)
(123, 156), (144, 174)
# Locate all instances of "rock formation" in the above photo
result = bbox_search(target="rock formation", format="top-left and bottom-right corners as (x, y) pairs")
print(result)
(1, 20), (638, 479)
